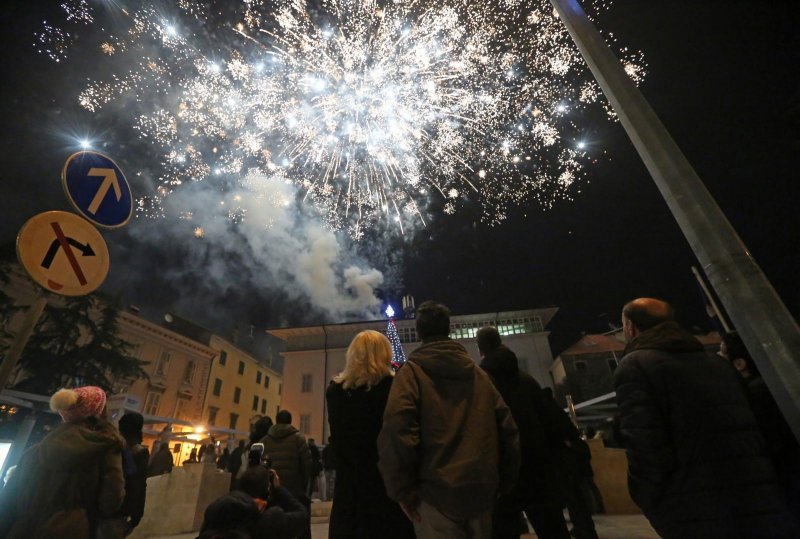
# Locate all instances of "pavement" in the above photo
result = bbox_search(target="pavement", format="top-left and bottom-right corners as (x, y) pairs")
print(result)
(149, 513), (659, 538)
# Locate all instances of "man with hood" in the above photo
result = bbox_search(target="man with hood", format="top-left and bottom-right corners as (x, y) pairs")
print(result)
(259, 409), (312, 539)
(614, 298), (797, 538)
(477, 326), (572, 539)
(378, 301), (520, 538)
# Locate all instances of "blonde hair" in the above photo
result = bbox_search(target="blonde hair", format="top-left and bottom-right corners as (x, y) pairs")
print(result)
(334, 330), (393, 390)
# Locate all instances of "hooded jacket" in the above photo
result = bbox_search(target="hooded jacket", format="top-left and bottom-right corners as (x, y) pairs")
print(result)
(0, 418), (125, 539)
(614, 321), (797, 538)
(480, 345), (566, 509)
(378, 337), (520, 520)
(259, 423), (312, 498)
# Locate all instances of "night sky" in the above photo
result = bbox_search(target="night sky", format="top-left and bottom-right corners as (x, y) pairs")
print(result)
(1, 1), (797, 354)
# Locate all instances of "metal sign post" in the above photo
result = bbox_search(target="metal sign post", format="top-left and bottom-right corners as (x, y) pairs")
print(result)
(549, 0), (800, 440)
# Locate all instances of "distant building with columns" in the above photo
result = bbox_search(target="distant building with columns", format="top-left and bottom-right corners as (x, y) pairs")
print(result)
(267, 307), (558, 443)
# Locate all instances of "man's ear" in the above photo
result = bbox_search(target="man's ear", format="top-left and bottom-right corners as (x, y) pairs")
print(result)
(732, 357), (748, 372)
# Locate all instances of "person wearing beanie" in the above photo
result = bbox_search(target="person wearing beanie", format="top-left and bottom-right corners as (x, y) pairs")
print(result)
(99, 412), (150, 538)
(0, 386), (125, 538)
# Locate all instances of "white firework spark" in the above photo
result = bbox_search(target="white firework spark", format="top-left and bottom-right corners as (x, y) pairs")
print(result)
(39, 0), (645, 236)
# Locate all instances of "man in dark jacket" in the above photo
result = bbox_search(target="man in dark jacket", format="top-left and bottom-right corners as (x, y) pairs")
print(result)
(614, 298), (797, 538)
(103, 412), (149, 537)
(259, 409), (312, 539)
(477, 326), (571, 539)
(378, 301), (520, 537)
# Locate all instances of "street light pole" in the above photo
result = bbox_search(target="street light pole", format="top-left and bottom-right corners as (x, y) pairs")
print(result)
(548, 0), (800, 438)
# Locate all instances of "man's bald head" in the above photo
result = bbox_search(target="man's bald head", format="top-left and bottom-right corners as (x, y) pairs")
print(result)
(622, 298), (674, 340)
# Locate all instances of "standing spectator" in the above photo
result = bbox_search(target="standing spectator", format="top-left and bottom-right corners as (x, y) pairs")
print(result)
(327, 330), (415, 539)
(614, 298), (797, 538)
(228, 439), (246, 489)
(720, 331), (800, 520)
(217, 447), (231, 470)
(99, 412), (150, 538)
(203, 443), (217, 464)
(307, 438), (322, 498)
(0, 386), (125, 538)
(237, 417), (274, 485)
(148, 441), (174, 476)
(476, 326), (570, 539)
(183, 447), (199, 465)
(378, 301), (520, 538)
(322, 437), (337, 501)
(259, 410), (312, 539)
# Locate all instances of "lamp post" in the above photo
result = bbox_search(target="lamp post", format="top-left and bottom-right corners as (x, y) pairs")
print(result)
(548, 0), (800, 439)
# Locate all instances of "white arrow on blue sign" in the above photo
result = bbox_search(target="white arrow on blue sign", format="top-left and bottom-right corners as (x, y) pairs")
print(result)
(61, 151), (133, 229)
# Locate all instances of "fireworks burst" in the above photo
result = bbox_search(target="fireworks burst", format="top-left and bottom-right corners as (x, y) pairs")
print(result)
(38, 0), (644, 237)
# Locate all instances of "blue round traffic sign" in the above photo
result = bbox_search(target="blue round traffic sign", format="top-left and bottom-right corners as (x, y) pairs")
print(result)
(62, 151), (133, 229)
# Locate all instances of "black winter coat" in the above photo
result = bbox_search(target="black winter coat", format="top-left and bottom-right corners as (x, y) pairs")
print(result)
(614, 321), (797, 538)
(326, 376), (414, 539)
(480, 345), (566, 509)
(259, 424), (312, 499)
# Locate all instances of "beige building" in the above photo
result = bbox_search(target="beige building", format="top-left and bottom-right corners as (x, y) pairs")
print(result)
(268, 307), (558, 443)
(203, 334), (282, 433)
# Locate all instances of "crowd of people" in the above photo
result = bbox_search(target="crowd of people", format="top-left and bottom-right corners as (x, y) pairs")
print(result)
(0, 297), (797, 539)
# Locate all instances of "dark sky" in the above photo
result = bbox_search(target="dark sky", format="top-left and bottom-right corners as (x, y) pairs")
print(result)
(1, 1), (798, 354)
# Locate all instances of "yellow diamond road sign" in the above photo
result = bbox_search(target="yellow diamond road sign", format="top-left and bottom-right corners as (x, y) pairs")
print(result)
(16, 211), (110, 296)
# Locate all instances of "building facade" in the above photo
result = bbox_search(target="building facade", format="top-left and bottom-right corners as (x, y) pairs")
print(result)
(268, 307), (558, 443)
(203, 334), (282, 433)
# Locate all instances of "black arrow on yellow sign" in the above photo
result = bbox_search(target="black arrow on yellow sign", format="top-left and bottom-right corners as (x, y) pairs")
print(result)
(41, 237), (96, 269)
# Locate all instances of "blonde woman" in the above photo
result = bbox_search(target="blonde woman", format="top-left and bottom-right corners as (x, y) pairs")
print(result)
(325, 330), (414, 539)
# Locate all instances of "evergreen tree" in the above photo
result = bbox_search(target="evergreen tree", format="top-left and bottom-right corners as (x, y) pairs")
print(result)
(12, 294), (148, 394)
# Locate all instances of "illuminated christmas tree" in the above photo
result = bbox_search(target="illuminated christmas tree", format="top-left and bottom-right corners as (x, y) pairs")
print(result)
(385, 306), (407, 370)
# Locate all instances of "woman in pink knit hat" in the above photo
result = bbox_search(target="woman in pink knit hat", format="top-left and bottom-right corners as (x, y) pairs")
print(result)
(0, 386), (125, 538)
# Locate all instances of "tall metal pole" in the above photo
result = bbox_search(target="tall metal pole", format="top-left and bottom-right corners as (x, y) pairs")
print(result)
(549, 0), (800, 439)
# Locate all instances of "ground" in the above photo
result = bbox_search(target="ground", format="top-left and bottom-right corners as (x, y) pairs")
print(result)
(151, 513), (659, 538)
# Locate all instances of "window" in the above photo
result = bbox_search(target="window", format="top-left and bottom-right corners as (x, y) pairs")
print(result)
(278, 383), (282, 396)
(155, 350), (172, 376)
(208, 406), (219, 426)
(301, 374), (312, 393)
(219, 350), (227, 365)
(144, 392), (161, 416)
(234, 387), (241, 404)
(174, 398), (188, 421)
(261, 399), (267, 415)
(299, 414), (311, 435)
(238, 361), (245, 375)
(230, 413), (239, 430)
(575, 360), (588, 373)
(264, 375), (270, 389)
(183, 360), (196, 384)
(213, 378), (223, 396)
(252, 395), (259, 411)
(256, 371), (262, 384)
